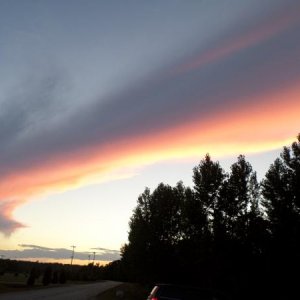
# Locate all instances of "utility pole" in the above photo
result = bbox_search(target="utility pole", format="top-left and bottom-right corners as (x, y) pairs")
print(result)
(70, 245), (76, 266)
(92, 251), (96, 264)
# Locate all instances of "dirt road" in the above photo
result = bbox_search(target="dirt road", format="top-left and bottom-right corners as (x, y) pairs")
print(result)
(0, 281), (121, 300)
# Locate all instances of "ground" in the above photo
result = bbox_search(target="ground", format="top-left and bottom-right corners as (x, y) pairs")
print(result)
(96, 283), (150, 300)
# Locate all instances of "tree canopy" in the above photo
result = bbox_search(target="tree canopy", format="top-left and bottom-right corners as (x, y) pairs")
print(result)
(119, 134), (300, 299)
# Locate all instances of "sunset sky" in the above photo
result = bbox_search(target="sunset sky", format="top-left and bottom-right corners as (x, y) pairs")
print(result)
(0, 0), (300, 265)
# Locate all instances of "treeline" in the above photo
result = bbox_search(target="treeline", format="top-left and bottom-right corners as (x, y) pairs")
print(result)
(107, 134), (300, 299)
(0, 259), (104, 286)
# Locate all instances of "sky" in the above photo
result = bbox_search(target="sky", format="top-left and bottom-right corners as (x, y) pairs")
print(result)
(0, 0), (300, 265)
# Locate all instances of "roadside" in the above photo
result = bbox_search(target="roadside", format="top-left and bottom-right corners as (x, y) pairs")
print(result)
(96, 283), (150, 300)
(0, 280), (121, 300)
(0, 272), (42, 294)
(0, 272), (104, 294)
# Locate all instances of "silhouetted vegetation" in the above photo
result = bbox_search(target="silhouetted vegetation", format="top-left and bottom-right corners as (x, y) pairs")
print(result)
(26, 267), (37, 286)
(116, 134), (300, 300)
(58, 268), (67, 284)
(0, 259), (106, 290)
(42, 266), (52, 286)
(51, 270), (59, 284)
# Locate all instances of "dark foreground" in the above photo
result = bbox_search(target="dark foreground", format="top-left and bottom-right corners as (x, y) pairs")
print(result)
(0, 281), (121, 300)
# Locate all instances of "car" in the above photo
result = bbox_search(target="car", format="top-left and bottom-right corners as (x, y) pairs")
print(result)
(147, 284), (229, 300)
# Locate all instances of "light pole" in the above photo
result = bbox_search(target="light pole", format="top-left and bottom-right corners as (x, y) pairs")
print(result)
(70, 245), (76, 266)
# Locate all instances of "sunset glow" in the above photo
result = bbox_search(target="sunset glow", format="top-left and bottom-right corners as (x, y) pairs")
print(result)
(1, 83), (299, 228)
(1, 0), (300, 263)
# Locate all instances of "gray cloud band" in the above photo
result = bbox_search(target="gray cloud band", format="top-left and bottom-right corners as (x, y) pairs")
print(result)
(1, 21), (300, 176)
(0, 244), (120, 262)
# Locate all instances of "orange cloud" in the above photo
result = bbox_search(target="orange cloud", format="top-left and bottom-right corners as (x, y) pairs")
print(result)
(1, 82), (299, 220)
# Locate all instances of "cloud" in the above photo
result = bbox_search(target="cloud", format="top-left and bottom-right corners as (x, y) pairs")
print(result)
(0, 244), (120, 262)
(18, 244), (57, 251)
(91, 247), (121, 255)
(0, 200), (25, 236)
(1, 1), (300, 234)
(176, 1), (300, 74)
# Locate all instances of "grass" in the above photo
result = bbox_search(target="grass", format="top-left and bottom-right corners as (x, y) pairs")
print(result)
(0, 272), (83, 293)
(0, 272), (44, 293)
(0, 273), (148, 299)
(0, 272), (29, 283)
(96, 282), (150, 300)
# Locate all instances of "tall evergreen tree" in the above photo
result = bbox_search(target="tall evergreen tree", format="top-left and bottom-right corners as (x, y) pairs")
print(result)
(123, 188), (152, 282)
(123, 183), (186, 282)
(261, 134), (300, 298)
(120, 134), (299, 298)
(262, 141), (300, 246)
(222, 155), (260, 242)
(193, 154), (225, 234)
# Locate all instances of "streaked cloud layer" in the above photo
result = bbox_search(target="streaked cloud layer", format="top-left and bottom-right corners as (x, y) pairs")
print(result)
(0, 244), (120, 262)
(1, 0), (300, 234)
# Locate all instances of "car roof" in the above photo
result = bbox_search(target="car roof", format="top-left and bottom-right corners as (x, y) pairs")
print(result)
(151, 284), (230, 300)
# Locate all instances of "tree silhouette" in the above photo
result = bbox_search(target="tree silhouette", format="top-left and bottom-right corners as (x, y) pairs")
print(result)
(120, 134), (300, 299)
(262, 135), (300, 298)
(193, 154), (225, 223)
(123, 183), (188, 282)
(42, 266), (52, 286)
(27, 267), (37, 286)
(225, 156), (262, 243)
(59, 268), (67, 284)
(52, 270), (59, 284)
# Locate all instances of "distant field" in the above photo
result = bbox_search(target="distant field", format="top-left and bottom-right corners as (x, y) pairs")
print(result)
(0, 272), (28, 284)
(0, 272), (27, 293)
(0, 272), (43, 293)
(0, 272), (107, 294)
(96, 283), (150, 300)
